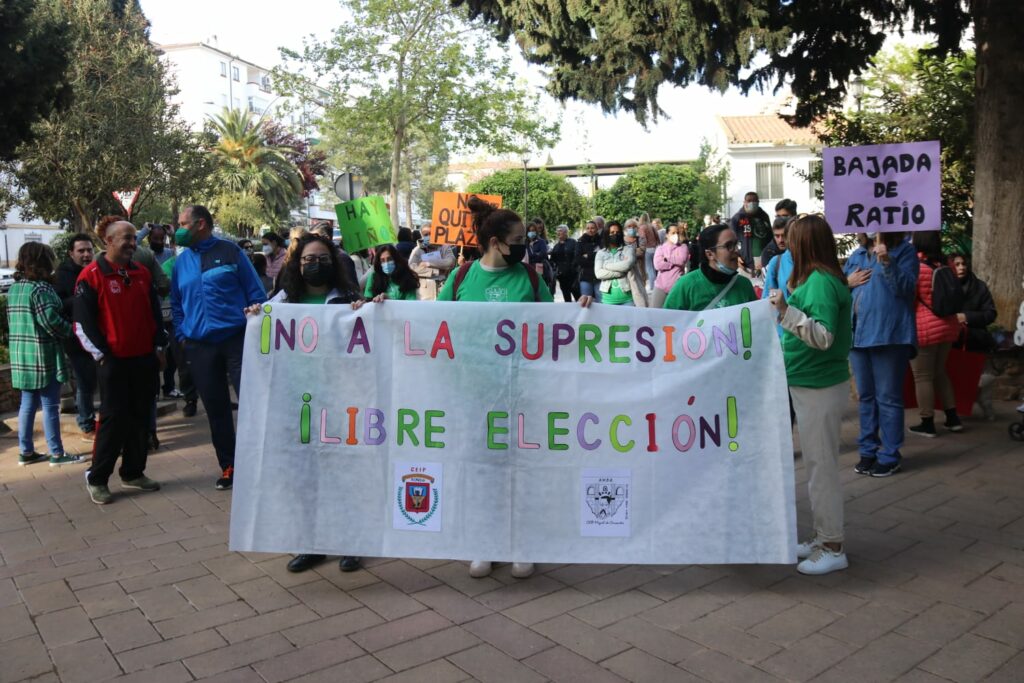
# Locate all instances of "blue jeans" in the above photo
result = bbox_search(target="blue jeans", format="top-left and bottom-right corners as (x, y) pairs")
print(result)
(69, 351), (96, 432)
(18, 378), (65, 456)
(579, 279), (602, 302)
(850, 345), (911, 465)
(644, 250), (656, 290)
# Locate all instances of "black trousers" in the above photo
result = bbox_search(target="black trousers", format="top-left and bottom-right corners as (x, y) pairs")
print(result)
(185, 332), (244, 470)
(164, 322), (196, 400)
(88, 354), (158, 486)
(556, 272), (578, 302)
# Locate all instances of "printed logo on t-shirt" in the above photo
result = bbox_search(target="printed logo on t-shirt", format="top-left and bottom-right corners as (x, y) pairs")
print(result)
(484, 286), (507, 302)
(108, 280), (122, 294)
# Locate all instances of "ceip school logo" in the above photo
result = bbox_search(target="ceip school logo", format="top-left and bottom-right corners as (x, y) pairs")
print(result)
(393, 462), (442, 532)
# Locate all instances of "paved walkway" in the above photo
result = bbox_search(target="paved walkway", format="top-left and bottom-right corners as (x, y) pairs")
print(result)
(1, 398), (1022, 683)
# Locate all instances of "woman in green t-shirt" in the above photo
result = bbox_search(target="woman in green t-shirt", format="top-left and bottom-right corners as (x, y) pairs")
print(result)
(364, 244), (419, 302)
(594, 221), (648, 306)
(768, 214), (853, 577)
(663, 224), (757, 311)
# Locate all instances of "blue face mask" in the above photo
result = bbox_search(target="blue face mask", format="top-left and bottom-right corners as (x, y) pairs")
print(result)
(381, 261), (396, 275)
(716, 261), (737, 276)
(527, 231), (537, 239)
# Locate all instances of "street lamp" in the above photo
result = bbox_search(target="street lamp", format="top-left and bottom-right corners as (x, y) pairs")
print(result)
(851, 75), (865, 113)
(0, 221), (8, 268)
(521, 153), (529, 218)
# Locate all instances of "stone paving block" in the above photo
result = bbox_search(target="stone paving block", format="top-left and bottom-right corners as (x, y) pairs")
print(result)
(820, 601), (914, 647)
(174, 574), (239, 611)
(984, 651), (1024, 683)
(119, 563), (209, 594)
(462, 613), (556, 660)
(601, 647), (704, 683)
(20, 578), (77, 615)
(94, 608), (163, 653)
(281, 607), (384, 648)
(412, 585), (493, 624)
(972, 600), (1024, 648)
(0, 603), (37, 643)
(569, 589), (663, 629)
(35, 605), (98, 647)
(426, 561), (503, 597)
(0, 633), (52, 682)
(202, 554), (264, 585)
(768, 576), (867, 615)
(349, 580), (428, 621)
(474, 574), (565, 611)
(0, 577), (19, 607)
(101, 542), (186, 569)
(51, 637), (123, 683)
(533, 614), (631, 662)
(899, 575), (1010, 616)
(679, 648), (783, 683)
(575, 566), (665, 599)
(677, 618), (782, 664)
(370, 559), (444, 594)
(822, 631), (937, 681)
(117, 628), (226, 673)
(545, 564), (622, 587)
(640, 590), (730, 630)
(523, 645), (628, 683)
(602, 617), (705, 664)
(448, 643), (548, 683)
(917, 632), (1016, 682)
(375, 625), (480, 672)
(105, 661), (193, 683)
(895, 601), (986, 645)
(375, 659), (471, 683)
(74, 581), (134, 619)
(503, 587), (596, 626)
(637, 566), (730, 601)
(130, 584), (195, 621)
(216, 603), (319, 644)
(748, 602), (840, 646)
(350, 610), (454, 653)
(152, 600), (254, 643)
(758, 633), (854, 682)
(66, 562), (156, 591)
(183, 632), (293, 679)
(286, 654), (393, 683)
(251, 557), (322, 589)
(695, 590), (796, 631)
(251, 635), (365, 683)
(288, 578), (362, 617)
(229, 576), (300, 614)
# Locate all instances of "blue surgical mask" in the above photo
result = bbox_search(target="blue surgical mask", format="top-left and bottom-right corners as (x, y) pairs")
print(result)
(381, 261), (396, 275)
(626, 229), (637, 238)
(527, 231), (537, 239)
(716, 262), (737, 276)
(422, 236), (430, 246)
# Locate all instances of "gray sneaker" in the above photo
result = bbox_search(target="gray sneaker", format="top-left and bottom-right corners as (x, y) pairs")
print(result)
(121, 476), (161, 491)
(50, 453), (87, 467)
(87, 483), (112, 505)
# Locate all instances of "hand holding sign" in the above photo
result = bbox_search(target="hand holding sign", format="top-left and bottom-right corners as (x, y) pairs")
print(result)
(430, 192), (502, 247)
(335, 196), (396, 251)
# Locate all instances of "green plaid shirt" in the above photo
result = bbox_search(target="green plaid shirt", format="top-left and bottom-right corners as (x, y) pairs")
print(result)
(7, 280), (72, 390)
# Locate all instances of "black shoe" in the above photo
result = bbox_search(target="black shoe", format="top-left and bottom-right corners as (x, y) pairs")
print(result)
(870, 461), (901, 477)
(215, 466), (234, 490)
(339, 556), (361, 572)
(287, 554), (326, 573)
(909, 419), (937, 438)
(854, 457), (875, 475)
(148, 431), (160, 451)
(183, 400), (197, 417)
(943, 409), (963, 433)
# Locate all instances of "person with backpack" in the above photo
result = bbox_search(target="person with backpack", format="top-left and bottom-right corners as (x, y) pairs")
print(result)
(437, 196), (553, 580)
(843, 231), (918, 477)
(908, 230), (964, 439)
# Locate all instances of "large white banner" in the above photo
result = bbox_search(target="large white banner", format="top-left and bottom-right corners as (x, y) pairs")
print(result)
(230, 300), (797, 564)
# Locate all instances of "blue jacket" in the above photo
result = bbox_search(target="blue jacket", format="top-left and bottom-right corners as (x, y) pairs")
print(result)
(171, 237), (267, 343)
(842, 239), (917, 349)
(761, 250), (794, 338)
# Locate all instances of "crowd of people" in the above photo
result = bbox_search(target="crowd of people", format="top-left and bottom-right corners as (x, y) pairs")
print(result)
(7, 192), (1005, 580)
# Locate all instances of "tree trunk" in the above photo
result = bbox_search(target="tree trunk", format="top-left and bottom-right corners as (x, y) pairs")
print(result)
(71, 198), (91, 233)
(972, 0), (1024, 329)
(389, 125), (404, 230)
(405, 186), (413, 229)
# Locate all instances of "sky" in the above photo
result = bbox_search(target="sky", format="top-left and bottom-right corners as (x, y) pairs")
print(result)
(140, 0), (784, 166)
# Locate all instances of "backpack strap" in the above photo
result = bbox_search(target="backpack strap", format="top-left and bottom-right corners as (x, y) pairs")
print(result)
(451, 261), (473, 301)
(522, 262), (541, 301)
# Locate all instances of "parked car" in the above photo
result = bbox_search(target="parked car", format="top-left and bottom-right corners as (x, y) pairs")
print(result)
(0, 268), (14, 293)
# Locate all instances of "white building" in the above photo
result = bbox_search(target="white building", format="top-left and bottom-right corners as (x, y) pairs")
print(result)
(715, 115), (823, 218)
(158, 41), (336, 225)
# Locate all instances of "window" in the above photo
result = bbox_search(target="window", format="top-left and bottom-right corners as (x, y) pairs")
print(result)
(232, 97), (240, 110)
(755, 162), (784, 199)
(219, 61), (227, 77)
(231, 65), (240, 81)
(248, 96), (257, 113)
(808, 160), (822, 199)
(260, 75), (271, 92)
(220, 94), (228, 108)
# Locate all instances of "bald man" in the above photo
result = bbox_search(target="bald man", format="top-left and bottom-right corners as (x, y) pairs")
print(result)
(75, 217), (167, 505)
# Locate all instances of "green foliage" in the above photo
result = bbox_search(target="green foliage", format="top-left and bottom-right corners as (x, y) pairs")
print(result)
(456, 0), (971, 127)
(817, 47), (976, 249)
(467, 169), (585, 235)
(690, 140), (730, 221)
(591, 164), (702, 224)
(49, 232), (97, 264)
(0, 0), (72, 160)
(213, 192), (268, 237)
(278, 0), (560, 227)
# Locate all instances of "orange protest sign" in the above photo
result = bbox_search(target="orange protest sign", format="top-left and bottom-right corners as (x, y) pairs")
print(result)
(429, 192), (502, 247)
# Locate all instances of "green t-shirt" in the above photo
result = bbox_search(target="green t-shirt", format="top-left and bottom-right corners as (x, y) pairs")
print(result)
(437, 261), (554, 303)
(663, 269), (757, 311)
(603, 275), (633, 305)
(782, 270), (852, 388)
(300, 292), (328, 304)
(364, 272), (417, 301)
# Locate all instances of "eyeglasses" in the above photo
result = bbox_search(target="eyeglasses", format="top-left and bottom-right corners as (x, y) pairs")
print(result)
(116, 268), (132, 288)
(714, 240), (739, 252)
(300, 254), (332, 265)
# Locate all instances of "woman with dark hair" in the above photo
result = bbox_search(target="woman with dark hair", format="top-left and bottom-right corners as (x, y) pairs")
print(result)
(438, 195), (553, 579)
(768, 214), (852, 575)
(574, 220), (602, 301)
(249, 252), (274, 294)
(8, 243), (84, 467)
(261, 231), (287, 280)
(908, 230), (962, 438)
(247, 232), (363, 575)
(663, 224), (756, 310)
(594, 221), (648, 306)
(364, 244), (419, 301)
(843, 230), (918, 477)
(395, 227), (417, 260)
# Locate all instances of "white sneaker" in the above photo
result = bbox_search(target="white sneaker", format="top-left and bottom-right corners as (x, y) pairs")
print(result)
(796, 540), (819, 559)
(468, 560), (493, 578)
(797, 546), (848, 575)
(511, 562), (535, 579)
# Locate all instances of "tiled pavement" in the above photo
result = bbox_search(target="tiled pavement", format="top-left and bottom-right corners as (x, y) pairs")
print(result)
(1, 398), (1022, 683)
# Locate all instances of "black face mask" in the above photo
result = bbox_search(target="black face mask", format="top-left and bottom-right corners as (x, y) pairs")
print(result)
(609, 233), (624, 247)
(151, 243), (164, 254)
(501, 243), (528, 266)
(302, 262), (333, 287)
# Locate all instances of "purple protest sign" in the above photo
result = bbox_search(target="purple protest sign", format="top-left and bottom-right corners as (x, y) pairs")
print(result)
(823, 141), (941, 233)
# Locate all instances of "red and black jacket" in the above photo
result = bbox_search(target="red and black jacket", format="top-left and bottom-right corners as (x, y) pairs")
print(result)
(73, 254), (167, 360)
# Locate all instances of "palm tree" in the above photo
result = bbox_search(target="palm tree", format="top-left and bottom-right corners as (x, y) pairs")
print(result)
(207, 109), (303, 227)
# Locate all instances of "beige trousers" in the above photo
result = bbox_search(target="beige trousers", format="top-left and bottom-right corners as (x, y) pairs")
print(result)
(910, 341), (955, 419)
(790, 382), (849, 544)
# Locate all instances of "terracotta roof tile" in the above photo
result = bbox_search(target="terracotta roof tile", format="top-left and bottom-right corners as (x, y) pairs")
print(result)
(718, 115), (819, 146)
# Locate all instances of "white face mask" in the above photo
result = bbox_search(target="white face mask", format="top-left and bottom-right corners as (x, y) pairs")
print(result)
(668, 234), (680, 245)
